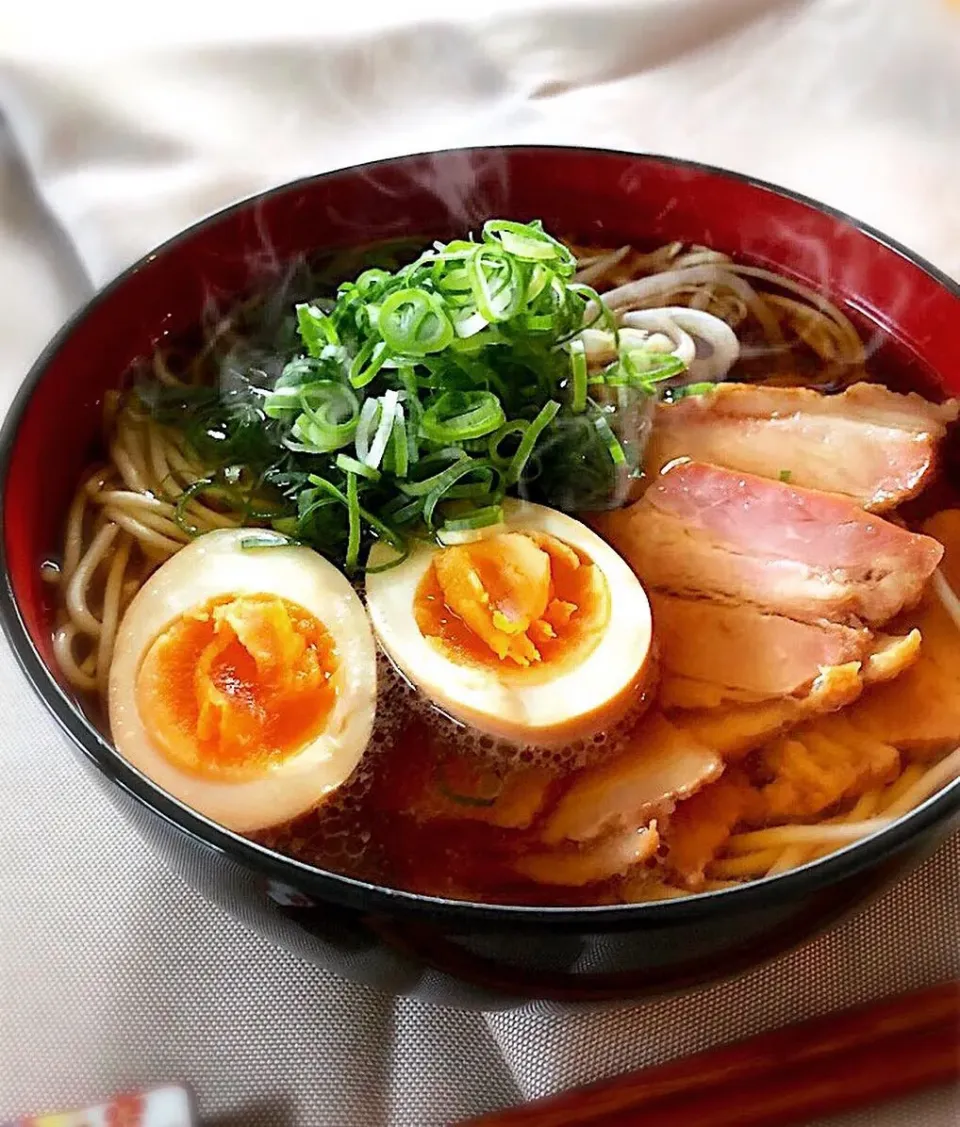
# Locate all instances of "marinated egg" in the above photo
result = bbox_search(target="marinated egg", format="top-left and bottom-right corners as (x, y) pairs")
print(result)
(365, 500), (653, 745)
(108, 529), (377, 832)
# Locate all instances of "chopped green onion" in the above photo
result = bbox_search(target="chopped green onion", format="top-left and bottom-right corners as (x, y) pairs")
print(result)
(270, 517), (299, 538)
(398, 453), (473, 498)
(364, 540), (410, 573)
(666, 381), (717, 401)
(304, 473), (349, 506)
(506, 400), (560, 485)
(335, 453), (381, 481)
(307, 473), (406, 559)
(354, 268), (391, 296)
(568, 339), (588, 413)
(240, 531), (294, 550)
(383, 496), (423, 525)
(483, 219), (576, 271)
(593, 411), (626, 466)
(422, 459), (497, 527)
(296, 302), (338, 356)
(286, 381), (360, 453)
(173, 477), (217, 536)
(366, 389), (399, 470)
(378, 287), (454, 355)
(398, 366), (421, 466)
(345, 471), (361, 572)
(420, 390), (506, 444)
(467, 246), (523, 323)
(354, 398), (381, 463)
(390, 403), (409, 478)
(488, 420), (528, 468)
(273, 356), (325, 391)
(621, 349), (687, 387)
(779, 469), (793, 483)
(440, 504), (504, 533)
(146, 219), (688, 573)
(566, 282), (616, 338)
(349, 338), (389, 388)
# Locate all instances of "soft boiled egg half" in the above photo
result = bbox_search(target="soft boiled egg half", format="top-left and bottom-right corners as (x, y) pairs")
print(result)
(108, 528), (377, 833)
(365, 500), (653, 746)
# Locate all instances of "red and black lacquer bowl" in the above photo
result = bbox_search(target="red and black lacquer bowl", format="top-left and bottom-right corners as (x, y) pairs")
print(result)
(2, 148), (959, 1009)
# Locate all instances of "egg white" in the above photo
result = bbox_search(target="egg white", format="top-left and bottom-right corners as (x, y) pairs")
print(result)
(365, 500), (653, 745)
(108, 528), (377, 833)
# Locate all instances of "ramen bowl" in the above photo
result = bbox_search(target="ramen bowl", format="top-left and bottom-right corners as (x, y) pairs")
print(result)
(2, 148), (959, 1009)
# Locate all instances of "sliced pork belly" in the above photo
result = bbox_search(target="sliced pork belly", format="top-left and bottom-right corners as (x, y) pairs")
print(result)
(659, 630), (918, 711)
(541, 714), (722, 845)
(605, 462), (943, 627)
(673, 662), (866, 758)
(649, 592), (872, 697)
(646, 382), (958, 510)
(514, 824), (660, 886)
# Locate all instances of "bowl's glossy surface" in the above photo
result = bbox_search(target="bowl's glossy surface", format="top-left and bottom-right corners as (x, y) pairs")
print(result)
(3, 147), (960, 1009)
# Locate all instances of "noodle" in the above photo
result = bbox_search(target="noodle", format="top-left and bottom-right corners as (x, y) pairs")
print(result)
(50, 389), (245, 692)
(101, 507), (187, 555)
(715, 753), (960, 884)
(576, 241), (868, 389)
(709, 848), (783, 880)
(602, 265), (787, 351)
(572, 245), (631, 286)
(96, 532), (132, 694)
(53, 622), (99, 693)
(884, 749), (960, 818)
(766, 792), (883, 875)
(65, 522), (119, 638)
(724, 820), (894, 854)
(877, 764), (927, 811)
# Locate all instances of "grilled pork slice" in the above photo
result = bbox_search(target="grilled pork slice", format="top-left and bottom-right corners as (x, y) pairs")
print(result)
(649, 592), (872, 698)
(603, 462), (943, 627)
(674, 663), (867, 756)
(541, 714), (722, 845)
(646, 382), (958, 510)
(660, 630), (919, 711)
(514, 823), (660, 886)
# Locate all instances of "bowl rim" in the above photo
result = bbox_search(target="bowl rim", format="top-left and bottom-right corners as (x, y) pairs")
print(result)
(2, 143), (959, 928)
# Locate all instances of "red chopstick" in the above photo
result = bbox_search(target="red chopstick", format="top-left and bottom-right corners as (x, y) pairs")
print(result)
(457, 980), (960, 1127)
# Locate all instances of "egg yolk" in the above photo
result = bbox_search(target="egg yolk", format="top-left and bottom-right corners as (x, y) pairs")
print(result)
(414, 530), (610, 675)
(135, 594), (338, 781)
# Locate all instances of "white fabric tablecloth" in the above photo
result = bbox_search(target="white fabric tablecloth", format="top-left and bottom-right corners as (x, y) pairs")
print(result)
(0, 2), (958, 1124)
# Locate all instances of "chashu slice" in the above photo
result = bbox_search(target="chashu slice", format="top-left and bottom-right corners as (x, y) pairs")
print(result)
(648, 592), (872, 698)
(599, 462), (943, 628)
(645, 382), (957, 511)
(540, 713), (722, 845)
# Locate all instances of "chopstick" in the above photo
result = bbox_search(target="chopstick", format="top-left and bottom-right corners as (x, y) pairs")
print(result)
(458, 980), (960, 1127)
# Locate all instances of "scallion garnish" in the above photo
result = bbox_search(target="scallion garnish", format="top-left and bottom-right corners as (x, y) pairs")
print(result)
(335, 453), (381, 482)
(506, 400), (560, 485)
(345, 471), (361, 572)
(142, 219), (711, 571)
